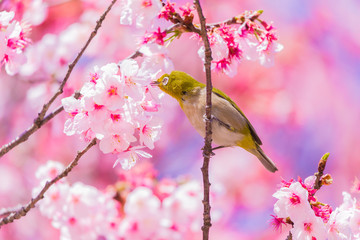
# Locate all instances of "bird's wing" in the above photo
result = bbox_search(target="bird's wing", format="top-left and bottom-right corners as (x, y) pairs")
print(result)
(212, 89), (263, 146)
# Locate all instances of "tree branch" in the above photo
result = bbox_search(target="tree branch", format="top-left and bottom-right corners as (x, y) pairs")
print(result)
(0, 138), (97, 228)
(0, 92), (81, 158)
(0, 0), (117, 158)
(193, 0), (213, 239)
(314, 153), (330, 190)
(0, 105), (63, 158)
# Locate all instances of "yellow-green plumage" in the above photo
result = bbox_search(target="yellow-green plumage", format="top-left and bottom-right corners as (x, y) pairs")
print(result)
(155, 71), (278, 173)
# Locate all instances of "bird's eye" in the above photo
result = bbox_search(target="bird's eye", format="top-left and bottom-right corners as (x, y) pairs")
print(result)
(162, 76), (169, 85)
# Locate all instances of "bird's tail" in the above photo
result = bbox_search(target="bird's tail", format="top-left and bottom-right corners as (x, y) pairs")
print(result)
(248, 146), (278, 173)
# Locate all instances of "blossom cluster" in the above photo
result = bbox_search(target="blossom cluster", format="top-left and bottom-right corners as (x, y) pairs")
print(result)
(1, 0), (48, 26)
(272, 176), (360, 239)
(34, 161), (218, 240)
(120, 0), (283, 77)
(197, 11), (283, 77)
(61, 59), (164, 170)
(0, 10), (31, 75)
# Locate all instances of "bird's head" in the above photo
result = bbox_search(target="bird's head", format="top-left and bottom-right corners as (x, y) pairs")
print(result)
(151, 71), (204, 101)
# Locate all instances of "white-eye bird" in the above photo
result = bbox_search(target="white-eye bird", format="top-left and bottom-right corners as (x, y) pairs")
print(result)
(153, 71), (278, 173)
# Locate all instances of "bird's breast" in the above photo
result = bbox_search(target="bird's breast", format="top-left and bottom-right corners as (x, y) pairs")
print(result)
(181, 98), (206, 137)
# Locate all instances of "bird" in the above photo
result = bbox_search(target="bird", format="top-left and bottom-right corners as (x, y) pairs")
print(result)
(151, 71), (278, 173)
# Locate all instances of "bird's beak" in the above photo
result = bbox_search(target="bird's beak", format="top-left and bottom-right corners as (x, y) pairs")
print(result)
(150, 81), (160, 86)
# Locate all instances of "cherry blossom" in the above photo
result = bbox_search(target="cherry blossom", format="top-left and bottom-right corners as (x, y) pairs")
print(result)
(291, 215), (327, 240)
(0, 0), (48, 26)
(32, 161), (223, 240)
(351, 177), (360, 193)
(139, 43), (175, 76)
(19, 19), (96, 79)
(35, 160), (65, 183)
(273, 177), (360, 239)
(139, 117), (162, 150)
(179, 3), (195, 18)
(114, 146), (152, 169)
(158, 0), (176, 21)
(142, 27), (167, 45)
(61, 97), (90, 136)
(0, 10), (31, 75)
(119, 0), (162, 28)
(273, 182), (313, 220)
(62, 60), (163, 169)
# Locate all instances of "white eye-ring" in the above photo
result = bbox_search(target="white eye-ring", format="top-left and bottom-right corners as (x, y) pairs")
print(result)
(162, 76), (169, 85)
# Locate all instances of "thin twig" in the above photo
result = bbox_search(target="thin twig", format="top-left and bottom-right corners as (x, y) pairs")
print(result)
(0, 92), (81, 158)
(128, 50), (144, 59)
(314, 153), (330, 190)
(36, 0), (118, 122)
(286, 232), (293, 240)
(208, 10), (263, 28)
(0, 0), (117, 158)
(0, 205), (23, 217)
(0, 105), (64, 158)
(0, 138), (97, 228)
(193, 0), (213, 239)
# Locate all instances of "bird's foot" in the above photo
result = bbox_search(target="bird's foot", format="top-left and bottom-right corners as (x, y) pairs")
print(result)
(201, 146), (226, 157)
(202, 150), (215, 158)
(202, 114), (214, 122)
(211, 146), (226, 151)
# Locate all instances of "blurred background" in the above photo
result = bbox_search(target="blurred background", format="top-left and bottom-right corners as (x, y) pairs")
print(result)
(0, 0), (359, 239)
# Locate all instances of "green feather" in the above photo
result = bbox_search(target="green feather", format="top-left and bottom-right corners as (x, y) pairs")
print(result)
(211, 88), (262, 145)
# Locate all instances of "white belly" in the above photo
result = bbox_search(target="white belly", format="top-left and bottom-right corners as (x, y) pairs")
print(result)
(181, 98), (244, 147)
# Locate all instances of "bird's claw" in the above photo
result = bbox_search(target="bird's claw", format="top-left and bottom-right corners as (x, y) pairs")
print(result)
(211, 146), (226, 151)
(202, 151), (215, 158)
(202, 114), (214, 122)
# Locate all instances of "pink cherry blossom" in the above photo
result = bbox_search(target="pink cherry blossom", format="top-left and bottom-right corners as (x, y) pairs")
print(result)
(351, 177), (360, 193)
(139, 43), (175, 76)
(62, 60), (163, 169)
(119, 0), (162, 28)
(61, 97), (90, 136)
(179, 3), (195, 18)
(349, 208), (360, 236)
(142, 27), (167, 45)
(291, 215), (327, 240)
(162, 181), (203, 232)
(312, 203), (333, 223)
(93, 73), (124, 111)
(114, 146), (152, 170)
(99, 130), (136, 154)
(326, 208), (352, 240)
(32, 183), (70, 219)
(0, 10), (30, 75)
(158, 0), (176, 20)
(35, 160), (65, 183)
(198, 32), (229, 69)
(139, 117), (162, 150)
(119, 59), (146, 100)
(121, 186), (162, 237)
(270, 214), (287, 232)
(273, 182), (313, 220)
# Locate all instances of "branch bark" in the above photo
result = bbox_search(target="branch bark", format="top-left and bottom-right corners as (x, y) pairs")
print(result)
(314, 153), (330, 190)
(193, 1), (213, 239)
(0, 138), (97, 228)
(0, 0), (117, 158)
